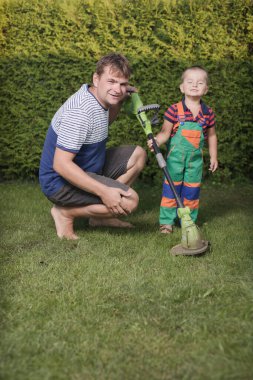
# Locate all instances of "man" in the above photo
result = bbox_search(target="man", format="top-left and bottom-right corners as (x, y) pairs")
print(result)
(39, 53), (146, 240)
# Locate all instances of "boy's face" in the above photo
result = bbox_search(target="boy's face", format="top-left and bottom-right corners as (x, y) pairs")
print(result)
(93, 65), (129, 108)
(180, 69), (208, 98)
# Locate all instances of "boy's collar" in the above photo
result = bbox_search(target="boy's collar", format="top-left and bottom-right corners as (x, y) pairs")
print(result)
(181, 97), (209, 115)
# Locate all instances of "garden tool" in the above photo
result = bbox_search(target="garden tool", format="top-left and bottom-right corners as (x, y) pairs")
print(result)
(124, 92), (209, 256)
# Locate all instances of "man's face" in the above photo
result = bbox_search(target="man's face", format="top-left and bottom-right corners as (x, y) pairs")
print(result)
(93, 65), (129, 108)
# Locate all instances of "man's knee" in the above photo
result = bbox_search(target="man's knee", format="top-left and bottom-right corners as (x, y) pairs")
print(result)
(132, 146), (147, 171)
(122, 188), (139, 213)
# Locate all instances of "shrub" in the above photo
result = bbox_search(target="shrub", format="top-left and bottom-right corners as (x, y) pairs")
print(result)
(0, 0), (252, 182)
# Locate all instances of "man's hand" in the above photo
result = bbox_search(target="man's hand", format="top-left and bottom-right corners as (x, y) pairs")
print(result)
(109, 85), (138, 124)
(100, 187), (132, 216)
(126, 85), (138, 94)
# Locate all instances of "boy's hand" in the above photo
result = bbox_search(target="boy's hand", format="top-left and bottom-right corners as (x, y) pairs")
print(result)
(209, 158), (218, 172)
(147, 137), (159, 152)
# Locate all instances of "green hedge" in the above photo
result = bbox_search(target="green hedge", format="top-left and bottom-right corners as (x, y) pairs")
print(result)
(0, 0), (252, 182)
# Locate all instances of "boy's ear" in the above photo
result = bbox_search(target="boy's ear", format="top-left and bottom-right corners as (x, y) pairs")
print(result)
(179, 83), (184, 93)
(204, 85), (208, 95)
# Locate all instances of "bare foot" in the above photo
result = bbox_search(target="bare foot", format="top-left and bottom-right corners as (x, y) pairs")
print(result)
(51, 206), (79, 240)
(89, 217), (134, 228)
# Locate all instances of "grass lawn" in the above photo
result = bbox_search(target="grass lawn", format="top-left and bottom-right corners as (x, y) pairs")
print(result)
(0, 181), (253, 380)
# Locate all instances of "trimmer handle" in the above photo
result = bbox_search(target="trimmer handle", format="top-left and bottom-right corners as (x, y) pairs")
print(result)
(125, 92), (184, 209)
(137, 104), (161, 133)
(147, 133), (161, 156)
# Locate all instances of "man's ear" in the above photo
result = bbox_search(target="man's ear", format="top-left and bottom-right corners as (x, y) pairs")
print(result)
(93, 73), (99, 88)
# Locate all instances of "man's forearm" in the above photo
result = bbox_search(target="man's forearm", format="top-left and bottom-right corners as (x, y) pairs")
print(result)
(54, 156), (107, 198)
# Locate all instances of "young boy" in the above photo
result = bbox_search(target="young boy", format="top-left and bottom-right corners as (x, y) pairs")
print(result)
(148, 66), (218, 233)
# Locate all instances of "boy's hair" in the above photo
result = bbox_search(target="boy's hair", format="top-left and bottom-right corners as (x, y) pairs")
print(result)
(95, 53), (131, 78)
(181, 66), (209, 83)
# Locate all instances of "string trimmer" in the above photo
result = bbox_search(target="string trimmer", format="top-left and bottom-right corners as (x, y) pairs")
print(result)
(124, 92), (209, 256)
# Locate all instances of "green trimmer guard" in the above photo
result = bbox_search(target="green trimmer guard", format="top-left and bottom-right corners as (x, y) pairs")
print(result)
(170, 206), (209, 256)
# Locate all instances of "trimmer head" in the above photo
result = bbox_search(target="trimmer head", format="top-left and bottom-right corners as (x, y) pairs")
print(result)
(170, 207), (209, 256)
(170, 240), (209, 256)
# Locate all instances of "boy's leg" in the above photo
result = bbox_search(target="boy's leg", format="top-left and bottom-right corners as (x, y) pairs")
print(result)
(160, 180), (182, 226)
(160, 147), (184, 226)
(181, 150), (203, 222)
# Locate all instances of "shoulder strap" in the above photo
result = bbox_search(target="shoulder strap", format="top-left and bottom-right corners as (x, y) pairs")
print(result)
(201, 101), (210, 116)
(176, 101), (185, 123)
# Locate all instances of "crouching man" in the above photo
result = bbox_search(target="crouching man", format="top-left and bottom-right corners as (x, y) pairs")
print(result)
(39, 53), (146, 239)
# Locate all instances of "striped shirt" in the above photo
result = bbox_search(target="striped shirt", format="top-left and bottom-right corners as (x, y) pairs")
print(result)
(164, 98), (215, 139)
(39, 84), (109, 197)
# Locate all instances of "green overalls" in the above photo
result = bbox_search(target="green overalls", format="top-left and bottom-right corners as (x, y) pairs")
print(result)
(160, 101), (205, 225)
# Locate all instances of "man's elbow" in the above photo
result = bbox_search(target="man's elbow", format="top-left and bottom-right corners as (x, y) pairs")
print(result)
(53, 158), (64, 176)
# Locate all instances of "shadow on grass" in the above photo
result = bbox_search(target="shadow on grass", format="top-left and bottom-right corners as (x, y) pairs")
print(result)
(74, 218), (159, 235)
(200, 184), (253, 223)
(74, 182), (253, 235)
(134, 181), (253, 226)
